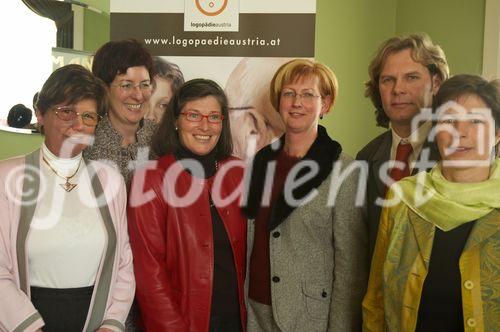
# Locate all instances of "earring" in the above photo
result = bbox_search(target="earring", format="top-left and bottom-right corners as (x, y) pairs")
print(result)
(319, 114), (324, 120)
(175, 126), (178, 131)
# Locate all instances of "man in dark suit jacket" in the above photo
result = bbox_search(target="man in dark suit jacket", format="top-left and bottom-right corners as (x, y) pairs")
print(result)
(357, 34), (450, 260)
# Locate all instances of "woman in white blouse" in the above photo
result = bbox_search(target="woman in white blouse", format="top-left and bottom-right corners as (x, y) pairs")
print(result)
(0, 64), (134, 332)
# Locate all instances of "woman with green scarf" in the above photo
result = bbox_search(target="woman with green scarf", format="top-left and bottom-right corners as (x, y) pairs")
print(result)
(362, 74), (500, 332)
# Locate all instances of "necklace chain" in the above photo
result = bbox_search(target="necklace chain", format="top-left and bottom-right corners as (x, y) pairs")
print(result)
(42, 156), (82, 192)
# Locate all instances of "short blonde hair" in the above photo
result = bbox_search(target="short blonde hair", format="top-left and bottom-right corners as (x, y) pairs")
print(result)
(270, 59), (338, 112)
(365, 33), (449, 128)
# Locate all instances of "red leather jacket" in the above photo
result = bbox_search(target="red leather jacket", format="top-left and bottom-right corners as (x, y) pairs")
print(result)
(128, 154), (247, 332)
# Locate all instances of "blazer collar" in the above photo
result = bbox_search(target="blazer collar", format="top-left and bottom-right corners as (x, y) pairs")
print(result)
(372, 131), (392, 163)
(372, 131), (392, 198)
(243, 125), (342, 230)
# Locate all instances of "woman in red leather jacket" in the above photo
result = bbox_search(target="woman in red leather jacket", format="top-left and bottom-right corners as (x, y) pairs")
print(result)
(128, 78), (247, 332)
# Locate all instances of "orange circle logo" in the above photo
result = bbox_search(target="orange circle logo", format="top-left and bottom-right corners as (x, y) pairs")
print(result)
(195, 0), (228, 16)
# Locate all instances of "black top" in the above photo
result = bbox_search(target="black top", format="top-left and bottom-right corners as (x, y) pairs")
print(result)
(209, 197), (241, 319)
(416, 221), (476, 332)
(174, 146), (241, 323)
(175, 144), (217, 178)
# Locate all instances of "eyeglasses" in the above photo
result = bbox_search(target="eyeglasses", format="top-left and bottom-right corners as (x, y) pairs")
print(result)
(281, 90), (321, 105)
(112, 81), (153, 94)
(52, 106), (101, 126)
(180, 111), (224, 123)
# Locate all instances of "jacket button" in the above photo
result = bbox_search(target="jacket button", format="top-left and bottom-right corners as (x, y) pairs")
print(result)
(464, 280), (474, 290)
(321, 291), (327, 298)
(467, 318), (476, 327)
(272, 276), (280, 283)
(272, 231), (280, 238)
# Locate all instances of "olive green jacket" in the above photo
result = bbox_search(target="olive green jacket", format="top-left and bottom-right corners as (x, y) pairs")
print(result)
(362, 203), (500, 332)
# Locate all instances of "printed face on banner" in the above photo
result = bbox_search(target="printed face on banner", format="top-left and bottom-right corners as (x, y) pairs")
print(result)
(185, 0), (239, 31)
(145, 77), (174, 123)
(225, 57), (287, 159)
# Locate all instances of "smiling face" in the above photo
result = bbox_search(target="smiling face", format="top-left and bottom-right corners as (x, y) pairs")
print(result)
(176, 96), (223, 156)
(37, 99), (98, 157)
(379, 48), (441, 135)
(278, 75), (331, 136)
(108, 66), (152, 128)
(436, 94), (500, 167)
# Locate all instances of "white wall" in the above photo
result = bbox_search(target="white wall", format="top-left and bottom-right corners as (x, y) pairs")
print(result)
(0, 2), (56, 120)
(483, 0), (500, 79)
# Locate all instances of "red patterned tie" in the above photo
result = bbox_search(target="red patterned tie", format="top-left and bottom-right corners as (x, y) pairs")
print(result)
(388, 142), (413, 188)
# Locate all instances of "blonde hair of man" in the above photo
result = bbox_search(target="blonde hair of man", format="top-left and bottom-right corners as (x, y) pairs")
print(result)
(365, 33), (449, 128)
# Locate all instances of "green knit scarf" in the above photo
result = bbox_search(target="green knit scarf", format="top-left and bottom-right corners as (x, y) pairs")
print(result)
(394, 158), (500, 231)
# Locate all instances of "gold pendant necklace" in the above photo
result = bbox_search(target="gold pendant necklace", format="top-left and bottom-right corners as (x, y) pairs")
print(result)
(42, 156), (82, 192)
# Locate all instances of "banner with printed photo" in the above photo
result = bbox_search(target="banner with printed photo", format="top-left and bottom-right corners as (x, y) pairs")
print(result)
(110, 0), (316, 159)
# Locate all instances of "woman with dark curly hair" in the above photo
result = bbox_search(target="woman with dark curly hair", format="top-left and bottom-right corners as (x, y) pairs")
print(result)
(84, 39), (157, 186)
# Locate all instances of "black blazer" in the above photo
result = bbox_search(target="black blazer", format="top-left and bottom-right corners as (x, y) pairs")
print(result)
(356, 129), (440, 262)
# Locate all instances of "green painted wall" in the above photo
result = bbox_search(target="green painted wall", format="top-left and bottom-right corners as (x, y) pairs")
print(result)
(82, 0), (110, 53)
(395, 0), (485, 75)
(316, 0), (396, 156)
(80, 0), (109, 13)
(83, 9), (109, 53)
(0, 131), (43, 161)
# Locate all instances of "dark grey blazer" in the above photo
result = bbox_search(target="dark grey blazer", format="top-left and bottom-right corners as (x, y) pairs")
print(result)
(356, 130), (439, 261)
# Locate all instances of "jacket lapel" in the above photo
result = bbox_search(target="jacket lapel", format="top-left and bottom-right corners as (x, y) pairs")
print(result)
(241, 138), (282, 219)
(84, 161), (117, 332)
(464, 209), (500, 251)
(371, 132), (391, 200)
(408, 209), (435, 271)
(242, 126), (342, 231)
(17, 149), (41, 295)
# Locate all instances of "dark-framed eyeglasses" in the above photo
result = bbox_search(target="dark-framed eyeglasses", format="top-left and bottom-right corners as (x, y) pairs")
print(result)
(180, 111), (224, 123)
(52, 106), (101, 126)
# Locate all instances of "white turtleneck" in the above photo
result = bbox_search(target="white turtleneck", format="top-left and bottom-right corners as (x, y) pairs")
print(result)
(28, 143), (106, 288)
(41, 143), (82, 177)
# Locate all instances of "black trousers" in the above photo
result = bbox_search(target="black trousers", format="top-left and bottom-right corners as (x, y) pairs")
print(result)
(31, 286), (93, 332)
